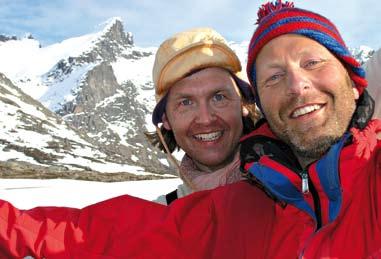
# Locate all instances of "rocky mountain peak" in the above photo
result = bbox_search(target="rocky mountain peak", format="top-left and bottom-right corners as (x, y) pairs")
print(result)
(86, 17), (134, 63)
(33, 18), (173, 176)
(0, 34), (18, 42)
(43, 18), (138, 85)
(101, 17), (134, 46)
(50, 17), (135, 68)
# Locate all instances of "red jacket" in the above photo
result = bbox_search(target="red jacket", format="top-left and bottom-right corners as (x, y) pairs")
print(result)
(0, 120), (380, 259)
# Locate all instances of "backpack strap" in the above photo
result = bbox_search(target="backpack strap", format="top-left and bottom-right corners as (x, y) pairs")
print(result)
(165, 189), (178, 205)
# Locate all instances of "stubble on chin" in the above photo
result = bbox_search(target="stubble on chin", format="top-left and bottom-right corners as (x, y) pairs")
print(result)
(271, 124), (342, 166)
(291, 135), (341, 161)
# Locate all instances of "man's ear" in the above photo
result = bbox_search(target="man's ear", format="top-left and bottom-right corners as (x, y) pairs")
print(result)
(353, 87), (360, 100)
(162, 113), (172, 130)
(242, 106), (249, 117)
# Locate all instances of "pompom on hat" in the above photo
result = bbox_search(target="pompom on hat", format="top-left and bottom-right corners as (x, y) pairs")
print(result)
(151, 27), (254, 126)
(246, 0), (368, 107)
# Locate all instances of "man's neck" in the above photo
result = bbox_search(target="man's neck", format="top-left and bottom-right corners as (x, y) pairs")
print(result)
(289, 145), (321, 170)
(295, 156), (316, 170)
(193, 150), (239, 173)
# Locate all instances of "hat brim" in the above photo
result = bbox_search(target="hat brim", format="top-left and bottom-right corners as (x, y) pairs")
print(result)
(231, 73), (255, 103)
(152, 93), (168, 126)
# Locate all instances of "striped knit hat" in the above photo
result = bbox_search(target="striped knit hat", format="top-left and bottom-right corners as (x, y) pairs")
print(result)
(247, 0), (368, 107)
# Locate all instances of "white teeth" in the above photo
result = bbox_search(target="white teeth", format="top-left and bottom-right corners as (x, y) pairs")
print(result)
(292, 104), (322, 118)
(194, 131), (222, 141)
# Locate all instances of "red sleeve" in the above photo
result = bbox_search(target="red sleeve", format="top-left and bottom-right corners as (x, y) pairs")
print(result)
(0, 181), (271, 259)
(0, 187), (225, 259)
(0, 194), (169, 258)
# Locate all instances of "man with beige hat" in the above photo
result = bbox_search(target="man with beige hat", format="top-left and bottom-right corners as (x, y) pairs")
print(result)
(148, 27), (257, 204)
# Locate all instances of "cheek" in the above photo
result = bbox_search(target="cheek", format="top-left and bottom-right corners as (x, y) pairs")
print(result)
(314, 64), (348, 92)
(232, 103), (246, 122)
(166, 113), (190, 138)
(219, 104), (244, 131)
(171, 119), (190, 135)
(258, 89), (280, 116)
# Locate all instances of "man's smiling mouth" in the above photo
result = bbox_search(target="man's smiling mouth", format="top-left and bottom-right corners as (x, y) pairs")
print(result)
(193, 131), (223, 141)
(291, 104), (324, 118)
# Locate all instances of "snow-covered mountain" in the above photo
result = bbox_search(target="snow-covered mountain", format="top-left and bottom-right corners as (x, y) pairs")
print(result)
(0, 17), (171, 178)
(0, 72), (173, 180)
(0, 17), (374, 179)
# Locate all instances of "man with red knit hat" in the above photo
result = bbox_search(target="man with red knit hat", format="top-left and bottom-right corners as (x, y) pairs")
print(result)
(0, 1), (379, 258)
(239, 1), (381, 258)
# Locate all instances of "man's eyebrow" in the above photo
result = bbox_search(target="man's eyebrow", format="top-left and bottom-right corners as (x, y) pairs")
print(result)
(265, 63), (282, 68)
(170, 92), (193, 99)
(214, 84), (233, 90)
(257, 63), (283, 72)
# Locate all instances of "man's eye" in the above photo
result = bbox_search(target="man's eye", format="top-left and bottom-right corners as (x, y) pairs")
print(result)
(265, 73), (283, 85)
(304, 59), (322, 68)
(269, 74), (280, 81)
(180, 99), (192, 106)
(213, 93), (225, 102)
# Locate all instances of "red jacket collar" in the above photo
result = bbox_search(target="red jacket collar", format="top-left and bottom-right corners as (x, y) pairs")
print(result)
(240, 122), (276, 142)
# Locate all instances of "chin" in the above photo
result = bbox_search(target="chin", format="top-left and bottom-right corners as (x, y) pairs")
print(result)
(292, 135), (341, 159)
(201, 158), (224, 167)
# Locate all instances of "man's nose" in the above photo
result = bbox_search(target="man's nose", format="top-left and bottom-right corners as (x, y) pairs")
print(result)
(286, 69), (311, 96)
(195, 102), (216, 124)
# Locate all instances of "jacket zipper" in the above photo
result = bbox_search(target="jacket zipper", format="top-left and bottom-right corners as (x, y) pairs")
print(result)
(300, 168), (322, 229)
(308, 176), (322, 229)
(298, 223), (329, 259)
(301, 171), (309, 194)
(297, 169), (323, 258)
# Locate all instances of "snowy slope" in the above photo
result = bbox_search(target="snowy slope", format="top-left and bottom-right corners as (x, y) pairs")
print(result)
(0, 178), (182, 209)
(0, 73), (168, 177)
(0, 18), (174, 176)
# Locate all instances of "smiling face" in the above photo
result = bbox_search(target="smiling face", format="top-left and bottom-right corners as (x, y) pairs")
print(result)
(255, 34), (359, 167)
(162, 67), (245, 172)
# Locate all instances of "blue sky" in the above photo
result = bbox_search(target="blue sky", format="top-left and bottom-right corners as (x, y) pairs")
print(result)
(0, 0), (380, 49)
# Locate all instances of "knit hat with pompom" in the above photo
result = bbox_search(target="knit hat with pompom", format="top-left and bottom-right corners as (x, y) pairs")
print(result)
(246, 0), (367, 108)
